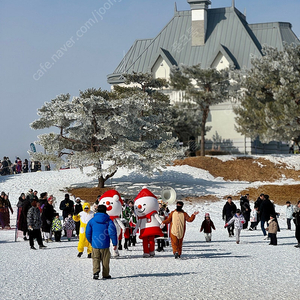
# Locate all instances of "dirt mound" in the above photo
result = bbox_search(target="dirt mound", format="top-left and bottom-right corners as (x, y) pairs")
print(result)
(174, 156), (300, 206)
(67, 187), (113, 203)
(69, 156), (300, 206)
(237, 184), (300, 206)
(174, 156), (300, 182)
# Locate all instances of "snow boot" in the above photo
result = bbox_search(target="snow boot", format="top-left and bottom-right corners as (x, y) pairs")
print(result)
(174, 252), (179, 259)
(118, 240), (122, 250)
(39, 244), (47, 249)
(77, 252), (83, 258)
(87, 253), (92, 258)
(124, 239), (129, 250)
(295, 243), (300, 248)
(30, 246), (37, 250)
(132, 236), (136, 246)
(93, 272), (99, 280)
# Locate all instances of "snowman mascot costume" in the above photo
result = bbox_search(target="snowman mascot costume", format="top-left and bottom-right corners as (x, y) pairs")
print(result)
(133, 188), (164, 257)
(98, 190), (125, 257)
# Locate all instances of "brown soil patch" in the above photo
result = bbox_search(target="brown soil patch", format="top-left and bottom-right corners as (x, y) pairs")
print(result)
(183, 195), (220, 203)
(174, 156), (300, 182)
(174, 156), (300, 205)
(68, 156), (300, 205)
(237, 184), (300, 206)
(67, 187), (113, 203)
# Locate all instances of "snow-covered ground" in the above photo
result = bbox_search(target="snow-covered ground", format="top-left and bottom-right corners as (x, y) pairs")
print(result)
(0, 159), (299, 300)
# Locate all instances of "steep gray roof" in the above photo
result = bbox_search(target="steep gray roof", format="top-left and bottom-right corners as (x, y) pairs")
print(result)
(107, 5), (299, 84)
(249, 22), (299, 49)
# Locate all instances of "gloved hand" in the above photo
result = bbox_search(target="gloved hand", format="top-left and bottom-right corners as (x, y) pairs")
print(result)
(160, 223), (165, 229)
(46, 220), (51, 225)
(241, 221), (245, 224)
(224, 223), (228, 228)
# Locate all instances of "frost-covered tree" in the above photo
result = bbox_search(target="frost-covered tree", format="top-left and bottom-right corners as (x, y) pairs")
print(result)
(170, 64), (231, 156)
(234, 44), (300, 142)
(30, 87), (183, 188)
(170, 102), (203, 144)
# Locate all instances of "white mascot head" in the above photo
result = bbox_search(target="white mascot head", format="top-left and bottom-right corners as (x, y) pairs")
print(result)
(134, 188), (159, 217)
(99, 190), (123, 217)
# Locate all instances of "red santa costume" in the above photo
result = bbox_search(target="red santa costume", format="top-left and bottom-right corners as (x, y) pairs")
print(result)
(133, 188), (163, 257)
(99, 190), (125, 257)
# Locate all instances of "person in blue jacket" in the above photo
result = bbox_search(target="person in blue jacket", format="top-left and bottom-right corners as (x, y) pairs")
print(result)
(86, 204), (118, 280)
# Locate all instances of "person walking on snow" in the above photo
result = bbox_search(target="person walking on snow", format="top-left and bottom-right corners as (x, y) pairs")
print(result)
(86, 205), (118, 280)
(73, 202), (94, 258)
(224, 209), (245, 244)
(285, 201), (294, 230)
(133, 188), (164, 258)
(63, 214), (76, 241)
(27, 199), (47, 250)
(292, 200), (300, 248)
(222, 196), (237, 237)
(52, 213), (63, 242)
(266, 214), (278, 245)
(162, 201), (199, 258)
(200, 213), (216, 242)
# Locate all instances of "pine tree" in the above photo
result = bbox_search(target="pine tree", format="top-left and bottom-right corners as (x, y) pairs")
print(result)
(170, 102), (203, 145)
(170, 64), (231, 156)
(234, 44), (300, 143)
(30, 85), (183, 188)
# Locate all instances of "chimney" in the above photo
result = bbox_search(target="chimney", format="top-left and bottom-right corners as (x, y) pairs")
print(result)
(187, 0), (211, 46)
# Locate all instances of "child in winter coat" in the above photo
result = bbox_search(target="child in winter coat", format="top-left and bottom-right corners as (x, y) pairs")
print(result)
(52, 213), (63, 242)
(63, 214), (76, 241)
(266, 214), (278, 245)
(200, 213), (216, 242)
(249, 206), (258, 230)
(225, 209), (245, 244)
(286, 201), (294, 230)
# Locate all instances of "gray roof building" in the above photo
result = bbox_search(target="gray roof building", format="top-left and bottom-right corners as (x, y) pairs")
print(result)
(107, 0), (299, 85)
(107, 0), (299, 154)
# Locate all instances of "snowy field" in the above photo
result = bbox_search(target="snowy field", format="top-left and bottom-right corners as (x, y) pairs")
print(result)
(0, 158), (299, 300)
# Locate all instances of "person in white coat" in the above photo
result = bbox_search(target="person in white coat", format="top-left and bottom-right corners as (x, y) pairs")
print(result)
(225, 209), (245, 244)
(286, 201), (294, 230)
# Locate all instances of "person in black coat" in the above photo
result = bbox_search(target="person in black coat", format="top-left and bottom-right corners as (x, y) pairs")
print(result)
(259, 194), (275, 237)
(39, 192), (48, 209)
(41, 198), (55, 242)
(240, 194), (251, 229)
(74, 197), (83, 238)
(22, 159), (29, 173)
(293, 200), (300, 248)
(59, 194), (74, 219)
(27, 199), (47, 250)
(222, 196), (237, 237)
(17, 193), (30, 240)
(254, 194), (264, 222)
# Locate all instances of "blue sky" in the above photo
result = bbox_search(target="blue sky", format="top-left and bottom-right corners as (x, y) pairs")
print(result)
(0, 0), (299, 163)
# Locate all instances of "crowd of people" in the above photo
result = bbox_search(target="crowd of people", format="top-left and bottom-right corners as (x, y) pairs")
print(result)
(0, 156), (46, 175)
(221, 193), (300, 247)
(1, 188), (300, 280)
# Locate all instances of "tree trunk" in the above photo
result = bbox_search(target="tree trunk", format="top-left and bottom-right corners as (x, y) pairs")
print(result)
(200, 107), (209, 156)
(98, 176), (105, 188)
(97, 169), (118, 188)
